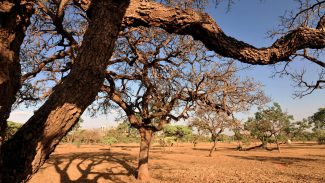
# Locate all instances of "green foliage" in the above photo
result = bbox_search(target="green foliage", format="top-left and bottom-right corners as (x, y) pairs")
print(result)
(233, 128), (252, 147)
(158, 136), (177, 147)
(317, 135), (325, 144)
(309, 107), (325, 132)
(62, 118), (84, 143)
(244, 103), (293, 145)
(102, 136), (118, 145)
(5, 121), (23, 140)
(163, 125), (193, 142)
(73, 140), (81, 148)
(288, 118), (311, 140)
(314, 130), (325, 144)
(233, 128), (244, 141)
(72, 118), (83, 131)
(102, 121), (140, 144)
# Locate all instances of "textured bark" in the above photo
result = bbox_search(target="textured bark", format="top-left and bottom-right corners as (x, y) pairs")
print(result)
(0, 0), (130, 182)
(124, 0), (325, 66)
(0, 0), (33, 144)
(137, 127), (154, 181)
(209, 140), (217, 157)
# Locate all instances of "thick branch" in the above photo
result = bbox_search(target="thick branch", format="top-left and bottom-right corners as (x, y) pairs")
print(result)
(124, 1), (325, 66)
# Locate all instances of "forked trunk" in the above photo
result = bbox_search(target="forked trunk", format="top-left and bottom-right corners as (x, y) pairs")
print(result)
(261, 137), (268, 149)
(137, 127), (154, 181)
(0, 1), (129, 182)
(0, 0), (34, 145)
(209, 139), (217, 157)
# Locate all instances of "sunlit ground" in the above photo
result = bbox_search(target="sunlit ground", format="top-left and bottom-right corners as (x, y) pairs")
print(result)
(29, 142), (325, 183)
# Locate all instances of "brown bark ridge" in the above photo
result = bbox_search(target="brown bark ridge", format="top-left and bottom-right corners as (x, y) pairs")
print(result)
(137, 127), (154, 181)
(209, 139), (217, 157)
(209, 133), (218, 157)
(124, 0), (325, 66)
(0, 0), (33, 144)
(0, 0), (130, 182)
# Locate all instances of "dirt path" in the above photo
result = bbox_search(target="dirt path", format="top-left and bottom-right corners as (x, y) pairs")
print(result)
(29, 142), (325, 183)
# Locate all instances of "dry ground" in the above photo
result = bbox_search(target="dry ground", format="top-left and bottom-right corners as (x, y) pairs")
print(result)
(29, 142), (325, 183)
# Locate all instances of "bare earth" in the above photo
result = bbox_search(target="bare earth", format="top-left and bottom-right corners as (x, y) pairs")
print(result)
(29, 142), (325, 183)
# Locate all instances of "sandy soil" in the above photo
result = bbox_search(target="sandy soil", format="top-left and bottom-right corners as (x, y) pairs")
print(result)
(29, 142), (325, 183)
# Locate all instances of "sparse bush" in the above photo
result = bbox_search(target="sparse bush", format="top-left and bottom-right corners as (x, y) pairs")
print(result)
(318, 136), (325, 144)
(102, 136), (118, 145)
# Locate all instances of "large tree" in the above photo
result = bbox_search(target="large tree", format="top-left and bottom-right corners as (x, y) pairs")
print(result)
(98, 27), (231, 180)
(189, 69), (266, 156)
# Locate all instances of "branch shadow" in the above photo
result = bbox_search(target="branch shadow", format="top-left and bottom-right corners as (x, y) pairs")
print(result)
(47, 151), (137, 183)
(227, 155), (323, 166)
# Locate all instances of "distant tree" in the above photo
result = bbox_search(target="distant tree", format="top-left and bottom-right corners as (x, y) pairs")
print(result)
(163, 125), (193, 145)
(288, 118), (311, 141)
(116, 121), (139, 138)
(64, 118), (84, 144)
(5, 122), (23, 141)
(309, 108), (325, 132)
(189, 72), (266, 156)
(308, 108), (325, 144)
(103, 121), (140, 143)
(245, 103), (293, 152)
(232, 126), (252, 150)
(80, 129), (102, 144)
(102, 136), (118, 145)
(190, 111), (233, 156)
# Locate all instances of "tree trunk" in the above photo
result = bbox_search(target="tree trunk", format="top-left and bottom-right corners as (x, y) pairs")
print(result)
(275, 137), (281, 153)
(137, 127), (154, 181)
(209, 137), (217, 157)
(193, 141), (197, 148)
(262, 137), (267, 149)
(0, 1), (130, 182)
(237, 140), (243, 150)
(0, 0), (34, 145)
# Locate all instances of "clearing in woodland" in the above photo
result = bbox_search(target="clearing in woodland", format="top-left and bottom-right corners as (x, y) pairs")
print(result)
(30, 142), (325, 183)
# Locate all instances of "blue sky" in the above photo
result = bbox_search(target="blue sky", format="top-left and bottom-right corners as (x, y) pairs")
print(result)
(8, 0), (324, 128)
(208, 0), (324, 120)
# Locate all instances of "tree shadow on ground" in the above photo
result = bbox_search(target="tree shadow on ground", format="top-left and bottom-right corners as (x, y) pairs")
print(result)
(192, 146), (237, 151)
(47, 151), (137, 183)
(192, 148), (210, 151)
(111, 145), (139, 148)
(227, 155), (322, 166)
(278, 171), (325, 182)
(307, 154), (325, 158)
